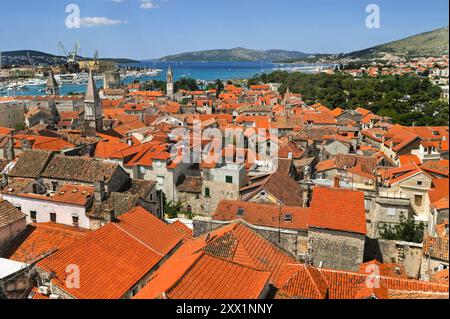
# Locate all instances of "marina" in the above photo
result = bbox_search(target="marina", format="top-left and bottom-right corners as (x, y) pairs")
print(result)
(0, 61), (332, 97)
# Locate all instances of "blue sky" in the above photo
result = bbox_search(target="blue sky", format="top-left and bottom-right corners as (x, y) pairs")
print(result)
(0, 0), (448, 59)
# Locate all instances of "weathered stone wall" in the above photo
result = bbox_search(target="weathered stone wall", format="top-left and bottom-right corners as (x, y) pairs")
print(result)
(368, 196), (412, 238)
(201, 180), (240, 215)
(364, 238), (423, 278)
(178, 192), (203, 216)
(308, 228), (365, 272)
(193, 217), (302, 259)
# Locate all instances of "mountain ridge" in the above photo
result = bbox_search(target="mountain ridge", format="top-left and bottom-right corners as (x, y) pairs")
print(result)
(345, 26), (449, 59)
(1, 50), (139, 65)
(158, 47), (313, 62)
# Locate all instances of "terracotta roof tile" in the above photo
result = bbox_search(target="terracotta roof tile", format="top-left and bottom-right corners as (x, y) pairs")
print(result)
(37, 207), (183, 299)
(201, 221), (296, 281)
(169, 221), (193, 241)
(309, 187), (367, 235)
(6, 223), (89, 263)
(274, 263), (449, 299)
(213, 200), (309, 231)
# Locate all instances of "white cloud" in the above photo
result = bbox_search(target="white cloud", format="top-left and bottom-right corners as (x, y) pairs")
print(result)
(140, 0), (159, 9)
(80, 17), (128, 27)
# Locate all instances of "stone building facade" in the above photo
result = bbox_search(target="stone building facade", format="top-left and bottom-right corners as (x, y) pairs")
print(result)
(307, 227), (366, 272)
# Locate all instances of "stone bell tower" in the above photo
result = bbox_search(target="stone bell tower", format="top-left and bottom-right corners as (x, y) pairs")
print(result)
(84, 71), (103, 134)
(166, 66), (174, 99)
(46, 70), (59, 96)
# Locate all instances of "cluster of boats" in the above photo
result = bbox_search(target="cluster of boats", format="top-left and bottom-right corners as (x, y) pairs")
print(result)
(121, 68), (163, 79)
(0, 68), (163, 95)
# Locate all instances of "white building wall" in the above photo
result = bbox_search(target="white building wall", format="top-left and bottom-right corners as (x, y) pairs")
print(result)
(1, 195), (90, 229)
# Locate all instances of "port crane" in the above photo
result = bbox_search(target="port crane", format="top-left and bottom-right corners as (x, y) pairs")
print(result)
(58, 41), (80, 73)
(93, 50), (99, 67)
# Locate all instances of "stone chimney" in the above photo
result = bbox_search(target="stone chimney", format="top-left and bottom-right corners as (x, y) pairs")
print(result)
(334, 175), (340, 188)
(94, 180), (106, 202)
(109, 209), (118, 223)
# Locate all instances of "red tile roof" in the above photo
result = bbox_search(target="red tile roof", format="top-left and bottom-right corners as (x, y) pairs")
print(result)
(134, 240), (270, 300)
(359, 260), (408, 279)
(428, 178), (449, 209)
(201, 221), (296, 281)
(309, 187), (367, 235)
(274, 263), (449, 299)
(135, 220), (296, 299)
(398, 154), (422, 166)
(37, 207), (183, 299)
(421, 160), (449, 177)
(213, 200), (309, 231)
(20, 184), (94, 206)
(274, 264), (328, 299)
(164, 253), (270, 299)
(169, 221), (193, 241)
(6, 223), (89, 263)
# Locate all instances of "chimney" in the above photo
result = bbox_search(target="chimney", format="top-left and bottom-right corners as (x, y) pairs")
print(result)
(109, 209), (118, 223)
(94, 180), (106, 202)
(334, 175), (340, 188)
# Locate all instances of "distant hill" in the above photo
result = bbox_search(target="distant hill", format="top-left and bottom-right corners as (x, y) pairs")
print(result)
(346, 26), (449, 59)
(1, 50), (139, 66)
(158, 47), (311, 62)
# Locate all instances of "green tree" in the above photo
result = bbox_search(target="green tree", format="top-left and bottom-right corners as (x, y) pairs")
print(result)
(378, 214), (425, 243)
(164, 197), (183, 219)
(175, 78), (199, 92)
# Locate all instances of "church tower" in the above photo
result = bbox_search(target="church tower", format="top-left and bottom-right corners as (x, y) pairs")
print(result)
(166, 66), (174, 99)
(46, 70), (59, 96)
(84, 71), (103, 133)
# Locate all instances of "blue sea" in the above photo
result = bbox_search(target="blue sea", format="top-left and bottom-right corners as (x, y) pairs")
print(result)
(1, 61), (328, 97)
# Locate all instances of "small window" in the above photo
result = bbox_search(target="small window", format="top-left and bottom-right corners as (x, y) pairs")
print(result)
(72, 215), (79, 226)
(30, 211), (37, 222)
(387, 208), (396, 216)
(50, 213), (57, 223)
(225, 176), (233, 184)
(237, 208), (245, 217)
(284, 213), (293, 222)
(205, 188), (210, 197)
(417, 181), (423, 186)
(52, 181), (58, 191)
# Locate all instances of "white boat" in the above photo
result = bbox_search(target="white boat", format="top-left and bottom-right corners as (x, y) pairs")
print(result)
(26, 79), (46, 86)
(57, 74), (75, 83)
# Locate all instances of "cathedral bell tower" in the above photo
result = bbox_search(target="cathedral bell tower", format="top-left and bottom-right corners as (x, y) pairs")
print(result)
(46, 70), (59, 96)
(166, 66), (174, 99)
(84, 71), (103, 134)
